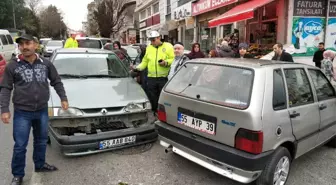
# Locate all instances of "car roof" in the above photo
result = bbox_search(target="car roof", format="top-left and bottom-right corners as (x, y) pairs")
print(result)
(76, 37), (109, 41)
(186, 58), (313, 69)
(54, 48), (114, 54)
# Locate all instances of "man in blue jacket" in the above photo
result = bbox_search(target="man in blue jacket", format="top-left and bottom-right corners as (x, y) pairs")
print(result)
(0, 34), (69, 185)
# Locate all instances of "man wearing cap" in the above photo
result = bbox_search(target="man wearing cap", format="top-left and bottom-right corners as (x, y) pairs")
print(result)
(0, 34), (68, 185)
(168, 42), (189, 80)
(64, 33), (78, 48)
(235, 43), (253, 59)
(133, 30), (174, 113)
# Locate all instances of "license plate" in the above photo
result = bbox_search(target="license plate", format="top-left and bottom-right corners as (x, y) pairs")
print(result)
(177, 112), (216, 135)
(99, 135), (136, 150)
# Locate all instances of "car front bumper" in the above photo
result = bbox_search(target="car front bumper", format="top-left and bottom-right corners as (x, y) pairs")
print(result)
(49, 123), (157, 156)
(156, 121), (274, 184)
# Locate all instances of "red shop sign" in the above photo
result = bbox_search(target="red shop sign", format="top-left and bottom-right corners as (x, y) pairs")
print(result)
(192, 0), (238, 16)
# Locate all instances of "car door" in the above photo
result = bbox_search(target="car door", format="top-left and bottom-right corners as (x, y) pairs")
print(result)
(283, 68), (320, 157)
(307, 69), (336, 145)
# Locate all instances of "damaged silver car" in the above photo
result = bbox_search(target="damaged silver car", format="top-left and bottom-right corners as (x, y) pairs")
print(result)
(48, 48), (157, 156)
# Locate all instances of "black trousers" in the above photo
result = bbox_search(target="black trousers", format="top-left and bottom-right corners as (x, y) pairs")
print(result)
(147, 77), (168, 112)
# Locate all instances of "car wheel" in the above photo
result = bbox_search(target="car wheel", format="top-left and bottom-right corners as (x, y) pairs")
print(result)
(256, 147), (291, 185)
(326, 136), (336, 148)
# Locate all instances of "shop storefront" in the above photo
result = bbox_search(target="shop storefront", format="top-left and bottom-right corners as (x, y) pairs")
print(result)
(208, 0), (288, 58)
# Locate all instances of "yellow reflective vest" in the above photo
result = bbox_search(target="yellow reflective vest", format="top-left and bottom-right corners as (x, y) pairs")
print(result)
(137, 42), (175, 78)
(64, 38), (78, 48)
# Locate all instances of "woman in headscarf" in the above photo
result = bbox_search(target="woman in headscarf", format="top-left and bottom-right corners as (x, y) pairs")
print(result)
(321, 50), (336, 81)
(187, 43), (205, 59)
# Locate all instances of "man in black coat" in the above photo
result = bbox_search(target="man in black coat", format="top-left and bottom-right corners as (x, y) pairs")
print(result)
(272, 43), (294, 62)
(313, 42), (325, 68)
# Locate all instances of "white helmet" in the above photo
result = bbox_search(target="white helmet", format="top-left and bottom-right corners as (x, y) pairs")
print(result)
(147, 30), (160, 38)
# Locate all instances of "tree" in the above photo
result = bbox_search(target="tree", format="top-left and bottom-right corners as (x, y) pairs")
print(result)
(39, 5), (67, 39)
(0, 0), (25, 28)
(94, 0), (132, 38)
(25, 0), (41, 15)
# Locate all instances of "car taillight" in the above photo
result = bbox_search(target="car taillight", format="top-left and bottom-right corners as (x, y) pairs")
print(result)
(235, 129), (263, 154)
(157, 104), (167, 122)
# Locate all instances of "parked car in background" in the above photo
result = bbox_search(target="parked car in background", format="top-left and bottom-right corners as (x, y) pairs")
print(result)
(0, 29), (16, 61)
(48, 48), (156, 156)
(156, 58), (336, 185)
(0, 54), (6, 83)
(121, 45), (139, 62)
(77, 37), (111, 49)
(43, 40), (64, 57)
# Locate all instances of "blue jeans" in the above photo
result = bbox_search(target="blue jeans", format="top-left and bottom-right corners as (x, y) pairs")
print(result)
(12, 108), (49, 177)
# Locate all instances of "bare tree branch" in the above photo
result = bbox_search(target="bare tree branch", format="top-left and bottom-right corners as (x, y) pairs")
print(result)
(25, 0), (41, 15)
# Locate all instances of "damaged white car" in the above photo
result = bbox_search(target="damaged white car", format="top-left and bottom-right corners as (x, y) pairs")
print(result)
(48, 48), (157, 156)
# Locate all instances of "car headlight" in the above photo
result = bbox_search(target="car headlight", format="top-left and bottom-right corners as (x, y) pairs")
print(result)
(48, 107), (84, 117)
(124, 102), (151, 112)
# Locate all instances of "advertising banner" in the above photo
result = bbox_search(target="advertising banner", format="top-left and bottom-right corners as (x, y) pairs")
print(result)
(292, 17), (325, 56)
(326, 1), (336, 51)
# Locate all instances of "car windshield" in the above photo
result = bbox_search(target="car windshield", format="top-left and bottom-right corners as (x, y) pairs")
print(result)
(40, 40), (49, 45)
(77, 39), (102, 49)
(53, 53), (129, 78)
(47, 41), (63, 47)
(122, 46), (138, 58)
(165, 63), (254, 109)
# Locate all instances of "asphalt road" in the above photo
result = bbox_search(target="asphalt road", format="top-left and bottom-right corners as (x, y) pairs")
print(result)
(1, 105), (336, 185)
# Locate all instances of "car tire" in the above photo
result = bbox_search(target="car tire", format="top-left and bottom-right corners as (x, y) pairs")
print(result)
(256, 147), (292, 185)
(326, 136), (336, 148)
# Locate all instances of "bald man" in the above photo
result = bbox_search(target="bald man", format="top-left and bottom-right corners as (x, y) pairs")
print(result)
(168, 42), (189, 80)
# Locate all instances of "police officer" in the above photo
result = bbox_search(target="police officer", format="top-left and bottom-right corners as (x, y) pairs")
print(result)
(133, 31), (174, 113)
(64, 32), (78, 48)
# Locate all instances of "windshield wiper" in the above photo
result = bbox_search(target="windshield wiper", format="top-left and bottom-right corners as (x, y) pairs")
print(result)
(84, 74), (124, 78)
(59, 74), (88, 79)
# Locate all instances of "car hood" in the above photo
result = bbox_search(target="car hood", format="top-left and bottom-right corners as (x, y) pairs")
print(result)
(49, 78), (148, 108)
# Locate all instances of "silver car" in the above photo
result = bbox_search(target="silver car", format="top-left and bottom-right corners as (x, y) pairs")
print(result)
(48, 48), (157, 156)
(43, 40), (63, 57)
(156, 58), (336, 185)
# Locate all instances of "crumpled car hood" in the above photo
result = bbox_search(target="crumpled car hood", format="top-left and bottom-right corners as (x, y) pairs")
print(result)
(49, 78), (148, 109)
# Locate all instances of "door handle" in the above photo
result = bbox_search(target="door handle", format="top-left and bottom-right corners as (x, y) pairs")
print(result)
(290, 112), (300, 118)
(319, 104), (327, 110)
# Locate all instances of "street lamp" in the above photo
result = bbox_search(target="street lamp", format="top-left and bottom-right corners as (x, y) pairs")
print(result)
(11, 0), (16, 29)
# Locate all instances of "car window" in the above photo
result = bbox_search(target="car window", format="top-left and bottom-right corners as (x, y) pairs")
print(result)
(53, 53), (129, 77)
(77, 39), (102, 49)
(6, 35), (14, 44)
(308, 69), (336, 101)
(40, 40), (50, 45)
(273, 69), (287, 110)
(284, 68), (314, 107)
(101, 39), (111, 46)
(47, 41), (63, 47)
(0, 35), (8, 45)
(165, 63), (254, 109)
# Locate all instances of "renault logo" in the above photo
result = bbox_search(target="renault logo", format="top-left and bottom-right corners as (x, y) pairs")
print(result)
(101, 108), (108, 115)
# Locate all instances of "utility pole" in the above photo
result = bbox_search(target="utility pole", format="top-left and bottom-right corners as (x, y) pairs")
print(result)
(11, 0), (16, 29)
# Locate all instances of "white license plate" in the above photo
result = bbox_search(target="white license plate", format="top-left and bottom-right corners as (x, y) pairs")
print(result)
(177, 113), (216, 135)
(99, 135), (136, 150)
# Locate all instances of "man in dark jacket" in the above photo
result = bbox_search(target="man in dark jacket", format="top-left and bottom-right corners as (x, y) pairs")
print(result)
(272, 43), (294, 62)
(313, 42), (325, 68)
(0, 34), (68, 185)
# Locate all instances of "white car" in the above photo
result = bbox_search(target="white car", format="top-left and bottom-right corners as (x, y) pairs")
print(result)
(0, 29), (16, 61)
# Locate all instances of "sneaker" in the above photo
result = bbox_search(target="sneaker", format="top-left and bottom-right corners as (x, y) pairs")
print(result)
(35, 163), (58, 173)
(11, 177), (23, 185)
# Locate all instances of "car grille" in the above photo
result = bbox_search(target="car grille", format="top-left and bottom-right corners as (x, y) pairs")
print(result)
(91, 121), (127, 132)
(81, 107), (124, 114)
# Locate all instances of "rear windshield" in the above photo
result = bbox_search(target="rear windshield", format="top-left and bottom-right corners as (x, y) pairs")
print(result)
(77, 39), (102, 49)
(165, 63), (254, 109)
(47, 41), (63, 46)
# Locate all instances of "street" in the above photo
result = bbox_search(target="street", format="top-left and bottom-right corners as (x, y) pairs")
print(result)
(0, 105), (335, 185)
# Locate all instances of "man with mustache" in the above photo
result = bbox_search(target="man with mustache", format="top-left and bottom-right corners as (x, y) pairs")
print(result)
(0, 34), (69, 185)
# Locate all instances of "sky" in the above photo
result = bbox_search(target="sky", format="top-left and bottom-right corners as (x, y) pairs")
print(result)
(41, 0), (93, 30)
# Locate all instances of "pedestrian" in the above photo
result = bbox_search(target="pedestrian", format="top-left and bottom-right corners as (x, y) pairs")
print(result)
(113, 41), (128, 55)
(132, 30), (174, 113)
(313, 42), (326, 68)
(186, 43), (205, 59)
(138, 44), (148, 96)
(208, 49), (220, 58)
(0, 34), (68, 185)
(235, 43), (253, 59)
(271, 43), (294, 62)
(216, 41), (235, 58)
(321, 50), (335, 81)
(168, 42), (189, 80)
(64, 32), (78, 48)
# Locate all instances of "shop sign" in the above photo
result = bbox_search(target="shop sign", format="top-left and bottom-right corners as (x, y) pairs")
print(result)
(172, 2), (192, 21)
(325, 18), (336, 51)
(192, 0), (238, 16)
(291, 17), (325, 56)
(329, 1), (336, 17)
(293, 0), (326, 17)
(185, 17), (195, 30)
(139, 21), (146, 29)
